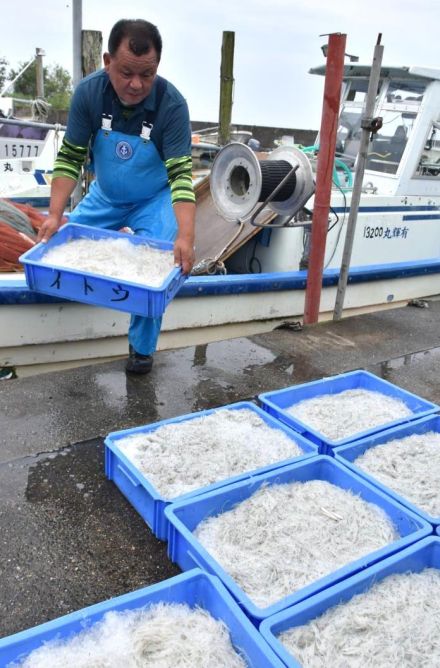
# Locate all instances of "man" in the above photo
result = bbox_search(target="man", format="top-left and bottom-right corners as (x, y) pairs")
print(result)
(37, 19), (196, 374)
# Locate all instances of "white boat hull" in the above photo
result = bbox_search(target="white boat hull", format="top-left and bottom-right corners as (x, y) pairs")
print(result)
(1, 270), (439, 375)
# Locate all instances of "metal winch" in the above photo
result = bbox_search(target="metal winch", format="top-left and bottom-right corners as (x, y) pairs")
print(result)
(209, 142), (315, 226)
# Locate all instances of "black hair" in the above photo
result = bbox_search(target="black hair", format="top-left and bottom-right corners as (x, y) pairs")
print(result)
(108, 19), (162, 60)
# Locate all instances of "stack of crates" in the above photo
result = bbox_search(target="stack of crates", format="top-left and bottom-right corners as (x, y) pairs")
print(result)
(0, 399), (319, 666)
(3, 368), (440, 667)
(253, 370), (440, 665)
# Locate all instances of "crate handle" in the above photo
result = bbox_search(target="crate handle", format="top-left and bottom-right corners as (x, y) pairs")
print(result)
(116, 464), (141, 488)
(166, 274), (179, 297)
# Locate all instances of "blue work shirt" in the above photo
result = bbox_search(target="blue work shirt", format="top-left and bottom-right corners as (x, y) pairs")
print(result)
(65, 69), (192, 161)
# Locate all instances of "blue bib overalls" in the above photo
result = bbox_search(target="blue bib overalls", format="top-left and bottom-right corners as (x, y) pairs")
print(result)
(69, 81), (177, 356)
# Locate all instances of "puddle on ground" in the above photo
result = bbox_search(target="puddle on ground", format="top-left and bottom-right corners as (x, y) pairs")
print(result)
(141, 340), (296, 414)
(190, 339), (277, 370)
(377, 347), (440, 380)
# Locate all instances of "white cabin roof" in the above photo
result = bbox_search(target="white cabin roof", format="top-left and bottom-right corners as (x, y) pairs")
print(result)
(309, 64), (440, 82)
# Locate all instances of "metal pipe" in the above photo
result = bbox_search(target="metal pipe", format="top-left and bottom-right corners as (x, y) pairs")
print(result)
(0, 117), (66, 131)
(2, 97), (34, 106)
(71, 0), (83, 209)
(333, 35), (384, 321)
(72, 0), (82, 88)
(194, 126), (219, 134)
(304, 33), (346, 325)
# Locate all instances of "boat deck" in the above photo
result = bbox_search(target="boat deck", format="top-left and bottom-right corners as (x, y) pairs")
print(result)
(1, 299), (440, 638)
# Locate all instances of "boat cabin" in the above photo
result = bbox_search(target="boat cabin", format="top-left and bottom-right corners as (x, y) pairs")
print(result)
(310, 63), (440, 197)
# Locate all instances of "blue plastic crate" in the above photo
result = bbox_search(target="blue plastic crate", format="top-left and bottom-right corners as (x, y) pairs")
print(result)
(258, 370), (438, 453)
(19, 223), (186, 317)
(165, 455), (431, 623)
(0, 569), (284, 667)
(105, 401), (318, 541)
(334, 414), (440, 527)
(260, 536), (440, 667)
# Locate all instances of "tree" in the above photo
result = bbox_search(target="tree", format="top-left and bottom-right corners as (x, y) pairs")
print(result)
(42, 64), (72, 110)
(0, 57), (9, 92)
(6, 60), (72, 111)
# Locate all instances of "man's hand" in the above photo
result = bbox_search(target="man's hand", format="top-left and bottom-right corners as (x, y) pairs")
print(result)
(173, 201), (196, 274)
(174, 236), (195, 275)
(36, 214), (65, 243)
(37, 175), (78, 243)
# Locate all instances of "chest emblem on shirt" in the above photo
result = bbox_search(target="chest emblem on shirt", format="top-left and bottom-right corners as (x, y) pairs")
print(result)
(115, 141), (133, 160)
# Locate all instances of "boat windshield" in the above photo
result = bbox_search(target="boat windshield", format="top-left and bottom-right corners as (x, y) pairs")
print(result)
(385, 80), (425, 105)
(415, 123), (440, 178)
(335, 77), (380, 169)
(335, 78), (425, 175)
(365, 109), (417, 174)
(335, 107), (363, 168)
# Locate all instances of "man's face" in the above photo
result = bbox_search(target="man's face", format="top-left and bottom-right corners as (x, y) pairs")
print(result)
(104, 38), (159, 106)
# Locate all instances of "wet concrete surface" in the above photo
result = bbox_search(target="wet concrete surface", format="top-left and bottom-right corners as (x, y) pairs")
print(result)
(1, 299), (440, 639)
(0, 439), (179, 638)
(0, 337), (282, 464)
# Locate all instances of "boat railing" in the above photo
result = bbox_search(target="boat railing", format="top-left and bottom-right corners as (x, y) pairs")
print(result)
(0, 117), (66, 132)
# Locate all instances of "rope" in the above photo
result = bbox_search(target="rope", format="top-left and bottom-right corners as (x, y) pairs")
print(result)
(53, 122), (62, 158)
(31, 97), (51, 122)
(0, 199), (36, 237)
(0, 201), (46, 272)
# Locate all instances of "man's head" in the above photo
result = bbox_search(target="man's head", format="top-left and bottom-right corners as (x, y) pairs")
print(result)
(104, 19), (162, 106)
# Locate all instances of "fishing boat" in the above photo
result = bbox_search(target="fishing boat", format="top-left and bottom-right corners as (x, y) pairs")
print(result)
(0, 97), (65, 208)
(2, 62), (440, 376)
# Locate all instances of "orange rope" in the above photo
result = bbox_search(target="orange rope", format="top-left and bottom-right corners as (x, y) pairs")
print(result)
(0, 200), (42, 272)
(5, 200), (46, 231)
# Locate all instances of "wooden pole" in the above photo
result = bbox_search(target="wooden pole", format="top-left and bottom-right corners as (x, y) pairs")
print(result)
(303, 33), (346, 325)
(333, 35), (384, 321)
(79, 30), (102, 199)
(35, 48), (45, 99)
(218, 31), (235, 147)
(81, 30), (103, 76)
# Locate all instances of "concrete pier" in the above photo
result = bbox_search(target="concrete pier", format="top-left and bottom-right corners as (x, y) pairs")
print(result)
(1, 299), (439, 638)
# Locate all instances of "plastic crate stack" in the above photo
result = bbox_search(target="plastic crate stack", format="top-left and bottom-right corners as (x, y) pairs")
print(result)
(254, 370), (440, 664)
(2, 369), (440, 667)
(0, 400), (317, 667)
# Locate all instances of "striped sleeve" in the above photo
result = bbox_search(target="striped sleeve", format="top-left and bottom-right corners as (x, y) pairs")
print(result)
(52, 137), (88, 181)
(165, 155), (195, 205)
